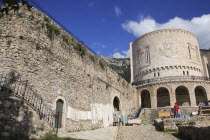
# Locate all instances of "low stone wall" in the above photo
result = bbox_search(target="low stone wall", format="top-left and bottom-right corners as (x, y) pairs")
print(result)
(178, 125), (210, 140)
(142, 106), (199, 123)
(0, 94), (52, 139)
(154, 116), (210, 131)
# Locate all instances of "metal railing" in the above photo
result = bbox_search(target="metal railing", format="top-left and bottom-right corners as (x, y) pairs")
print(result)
(0, 74), (55, 127)
(132, 76), (210, 86)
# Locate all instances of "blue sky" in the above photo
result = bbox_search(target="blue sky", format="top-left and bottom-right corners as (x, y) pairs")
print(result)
(33, 0), (210, 58)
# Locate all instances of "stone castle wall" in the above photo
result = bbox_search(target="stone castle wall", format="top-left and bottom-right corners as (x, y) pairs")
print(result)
(0, 6), (136, 136)
(131, 29), (205, 82)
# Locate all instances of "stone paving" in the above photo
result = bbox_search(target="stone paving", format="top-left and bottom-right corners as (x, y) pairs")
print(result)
(116, 125), (182, 140)
(59, 124), (183, 140)
(58, 126), (118, 140)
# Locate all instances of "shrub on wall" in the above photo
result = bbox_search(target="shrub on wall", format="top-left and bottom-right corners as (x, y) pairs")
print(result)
(62, 34), (71, 45)
(46, 23), (60, 40)
(43, 15), (60, 40)
(89, 54), (96, 62)
(99, 60), (105, 69)
(44, 16), (50, 23)
(74, 43), (86, 58)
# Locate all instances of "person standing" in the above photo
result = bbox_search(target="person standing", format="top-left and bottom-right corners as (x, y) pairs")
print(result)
(174, 103), (179, 118)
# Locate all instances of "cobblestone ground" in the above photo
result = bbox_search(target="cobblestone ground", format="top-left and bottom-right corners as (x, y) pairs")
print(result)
(116, 125), (182, 140)
(58, 126), (118, 140)
(59, 125), (183, 140)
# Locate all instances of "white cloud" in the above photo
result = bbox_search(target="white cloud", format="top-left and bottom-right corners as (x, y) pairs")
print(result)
(112, 49), (130, 58)
(114, 6), (122, 16)
(92, 42), (107, 48)
(112, 53), (125, 58)
(91, 42), (107, 55)
(122, 50), (130, 57)
(122, 14), (210, 49)
(88, 2), (95, 7)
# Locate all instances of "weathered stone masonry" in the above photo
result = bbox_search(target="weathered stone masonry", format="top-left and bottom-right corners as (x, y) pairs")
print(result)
(0, 6), (136, 137)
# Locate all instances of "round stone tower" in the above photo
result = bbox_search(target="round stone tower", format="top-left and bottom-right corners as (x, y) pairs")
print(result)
(131, 29), (203, 83)
(131, 29), (210, 109)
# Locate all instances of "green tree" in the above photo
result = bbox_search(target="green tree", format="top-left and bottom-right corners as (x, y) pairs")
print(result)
(0, 0), (32, 14)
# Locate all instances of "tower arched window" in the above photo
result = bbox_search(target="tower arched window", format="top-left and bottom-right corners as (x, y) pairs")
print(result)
(145, 47), (150, 63)
(138, 53), (141, 67)
(195, 46), (200, 62)
(188, 45), (191, 59)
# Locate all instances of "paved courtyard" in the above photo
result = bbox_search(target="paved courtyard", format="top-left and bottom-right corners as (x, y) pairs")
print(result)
(58, 126), (118, 140)
(59, 124), (183, 140)
(116, 125), (182, 140)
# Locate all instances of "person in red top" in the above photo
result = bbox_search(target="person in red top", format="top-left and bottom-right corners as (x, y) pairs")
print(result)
(174, 103), (179, 118)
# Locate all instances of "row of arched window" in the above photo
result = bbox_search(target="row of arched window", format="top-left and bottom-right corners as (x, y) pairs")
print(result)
(141, 86), (208, 108)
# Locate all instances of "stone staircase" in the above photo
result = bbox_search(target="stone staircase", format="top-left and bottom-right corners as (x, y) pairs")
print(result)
(0, 73), (55, 127)
(127, 108), (142, 120)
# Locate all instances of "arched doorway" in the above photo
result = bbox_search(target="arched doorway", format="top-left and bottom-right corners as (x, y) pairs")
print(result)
(55, 99), (64, 128)
(141, 90), (151, 108)
(113, 96), (120, 111)
(195, 86), (208, 106)
(175, 86), (191, 106)
(157, 87), (170, 107)
(113, 96), (120, 126)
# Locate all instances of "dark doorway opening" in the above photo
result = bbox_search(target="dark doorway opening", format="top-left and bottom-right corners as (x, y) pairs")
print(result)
(55, 99), (63, 128)
(157, 87), (170, 107)
(113, 97), (120, 111)
(141, 90), (151, 108)
(175, 86), (191, 106)
(195, 86), (208, 106)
